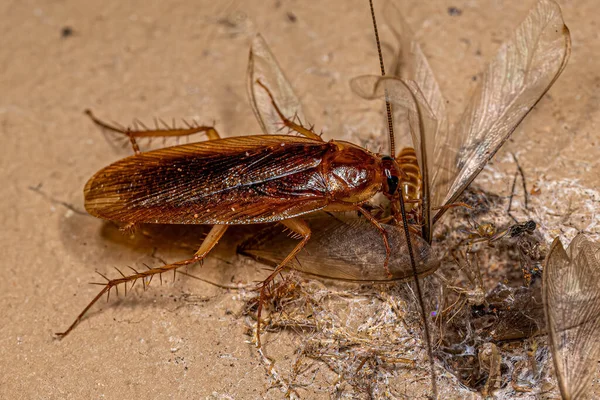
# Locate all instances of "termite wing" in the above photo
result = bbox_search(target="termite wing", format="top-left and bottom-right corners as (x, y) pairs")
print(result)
(543, 234), (600, 400)
(241, 0), (571, 277)
(239, 212), (438, 282)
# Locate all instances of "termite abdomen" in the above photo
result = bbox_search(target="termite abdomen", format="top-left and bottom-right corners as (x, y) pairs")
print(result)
(397, 147), (421, 212)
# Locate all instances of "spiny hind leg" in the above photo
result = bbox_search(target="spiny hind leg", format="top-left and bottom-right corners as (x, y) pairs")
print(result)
(255, 218), (311, 347)
(254, 80), (322, 141)
(56, 224), (228, 339)
(85, 109), (221, 155)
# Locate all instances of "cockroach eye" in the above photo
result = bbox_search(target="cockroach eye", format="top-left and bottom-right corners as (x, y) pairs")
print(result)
(386, 174), (399, 195)
(381, 156), (400, 196)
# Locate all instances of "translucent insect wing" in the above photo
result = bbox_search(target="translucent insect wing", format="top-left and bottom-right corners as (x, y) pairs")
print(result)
(239, 213), (439, 282)
(350, 75), (437, 239)
(440, 0), (571, 215)
(247, 34), (307, 135)
(543, 234), (600, 400)
(383, 0), (450, 212)
(351, 0), (571, 230)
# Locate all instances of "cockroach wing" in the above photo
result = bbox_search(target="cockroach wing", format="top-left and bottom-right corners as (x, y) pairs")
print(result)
(543, 234), (600, 400)
(247, 34), (306, 135)
(439, 0), (571, 219)
(238, 213), (439, 282)
(84, 135), (331, 225)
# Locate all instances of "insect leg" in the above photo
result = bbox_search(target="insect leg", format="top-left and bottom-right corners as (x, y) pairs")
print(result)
(84, 109), (220, 155)
(431, 202), (472, 212)
(356, 206), (391, 277)
(255, 218), (311, 347)
(55, 224), (228, 339)
(254, 80), (322, 141)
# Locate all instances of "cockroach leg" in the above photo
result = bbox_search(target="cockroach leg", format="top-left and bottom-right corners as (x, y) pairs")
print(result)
(255, 218), (311, 347)
(84, 109), (220, 154)
(356, 205), (391, 277)
(56, 224), (228, 339)
(254, 80), (322, 141)
(193, 224), (228, 258)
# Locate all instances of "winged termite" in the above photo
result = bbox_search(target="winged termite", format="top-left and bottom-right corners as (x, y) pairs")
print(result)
(543, 234), (600, 400)
(351, 0), (571, 236)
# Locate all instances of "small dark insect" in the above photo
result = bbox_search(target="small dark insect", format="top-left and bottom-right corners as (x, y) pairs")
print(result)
(461, 219), (537, 247)
(447, 7), (462, 16)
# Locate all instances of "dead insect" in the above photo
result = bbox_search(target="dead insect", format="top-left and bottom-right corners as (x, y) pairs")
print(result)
(458, 219), (537, 252)
(543, 234), (600, 400)
(349, 0), (570, 240)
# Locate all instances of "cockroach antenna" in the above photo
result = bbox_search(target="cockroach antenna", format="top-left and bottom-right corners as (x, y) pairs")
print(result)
(367, 0), (438, 397)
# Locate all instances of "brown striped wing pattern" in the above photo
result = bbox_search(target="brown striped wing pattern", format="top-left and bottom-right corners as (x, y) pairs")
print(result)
(84, 135), (332, 225)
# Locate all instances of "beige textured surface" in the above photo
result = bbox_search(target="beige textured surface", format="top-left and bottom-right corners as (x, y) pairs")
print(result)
(1, 0), (598, 398)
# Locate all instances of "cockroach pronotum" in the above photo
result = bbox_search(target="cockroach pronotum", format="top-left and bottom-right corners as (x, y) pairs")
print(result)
(57, 0), (570, 397)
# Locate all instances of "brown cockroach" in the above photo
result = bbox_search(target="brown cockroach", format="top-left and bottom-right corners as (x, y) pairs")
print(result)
(56, 23), (434, 343)
(57, 98), (419, 337)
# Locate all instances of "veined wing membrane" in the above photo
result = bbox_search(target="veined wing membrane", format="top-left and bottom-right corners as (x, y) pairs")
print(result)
(247, 34), (307, 135)
(351, 75), (438, 239)
(85, 135), (330, 224)
(384, 0), (450, 212)
(239, 213), (439, 282)
(352, 0), (571, 229)
(438, 0), (570, 220)
(543, 235), (600, 400)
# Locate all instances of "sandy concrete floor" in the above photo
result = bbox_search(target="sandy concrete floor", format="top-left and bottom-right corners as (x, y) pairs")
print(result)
(1, 0), (598, 398)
